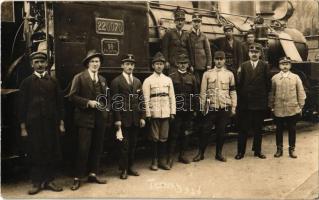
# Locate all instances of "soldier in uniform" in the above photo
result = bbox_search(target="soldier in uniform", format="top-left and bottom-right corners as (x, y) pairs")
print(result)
(68, 50), (109, 190)
(142, 52), (176, 171)
(269, 57), (306, 158)
(162, 7), (190, 75)
(235, 43), (271, 160)
(193, 51), (237, 162)
(168, 54), (199, 168)
(19, 51), (65, 195)
(214, 24), (243, 77)
(110, 54), (146, 179)
(188, 12), (212, 85)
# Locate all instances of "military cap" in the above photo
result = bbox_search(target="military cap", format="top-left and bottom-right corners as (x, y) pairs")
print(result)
(279, 56), (291, 64)
(249, 43), (262, 52)
(176, 54), (189, 63)
(30, 51), (47, 60)
(152, 52), (166, 63)
(174, 7), (186, 20)
(214, 51), (226, 59)
(121, 53), (136, 63)
(192, 13), (202, 21)
(82, 49), (103, 66)
(223, 24), (234, 32)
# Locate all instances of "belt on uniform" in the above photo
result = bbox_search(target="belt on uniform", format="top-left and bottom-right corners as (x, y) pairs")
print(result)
(150, 93), (169, 98)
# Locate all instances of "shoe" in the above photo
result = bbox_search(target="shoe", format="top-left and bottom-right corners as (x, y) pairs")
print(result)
(167, 157), (174, 169)
(274, 148), (283, 158)
(88, 175), (107, 184)
(254, 152), (266, 159)
(192, 153), (204, 162)
(215, 154), (227, 162)
(128, 169), (140, 176)
(178, 155), (190, 164)
(150, 159), (158, 171)
(158, 160), (170, 170)
(289, 148), (297, 159)
(70, 178), (81, 191)
(120, 170), (128, 180)
(44, 181), (63, 192)
(235, 153), (244, 160)
(28, 184), (42, 195)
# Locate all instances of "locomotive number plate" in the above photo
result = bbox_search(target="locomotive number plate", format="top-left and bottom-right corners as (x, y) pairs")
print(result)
(96, 18), (124, 35)
(101, 39), (119, 55)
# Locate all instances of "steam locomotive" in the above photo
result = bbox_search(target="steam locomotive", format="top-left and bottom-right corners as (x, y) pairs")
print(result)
(2, 1), (318, 167)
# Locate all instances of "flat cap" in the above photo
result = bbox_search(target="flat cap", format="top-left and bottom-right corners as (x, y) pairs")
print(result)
(249, 43), (262, 52)
(214, 51), (226, 59)
(279, 56), (291, 64)
(223, 24), (234, 32)
(174, 8), (186, 20)
(192, 13), (202, 21)
(30, 51), (47, 60)
(121, 53), (136, 63)
(176, 54), (189, 63)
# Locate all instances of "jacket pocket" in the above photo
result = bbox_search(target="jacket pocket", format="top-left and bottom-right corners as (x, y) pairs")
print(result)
(208, 78), (216, 89)
(221, 81), (229, 90)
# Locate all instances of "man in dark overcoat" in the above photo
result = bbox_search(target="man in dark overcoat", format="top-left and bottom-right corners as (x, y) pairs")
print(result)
(162, 7), (190, 75)
(214, 24), (243, 78)
(110, 54), (146, 179)
(68, 49), (109, 190)
(19, 51), (65, 195)
(235, 43), (271, 160)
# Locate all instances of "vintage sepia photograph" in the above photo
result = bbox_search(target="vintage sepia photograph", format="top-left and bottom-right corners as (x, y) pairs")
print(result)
(1, 1), (319, 199)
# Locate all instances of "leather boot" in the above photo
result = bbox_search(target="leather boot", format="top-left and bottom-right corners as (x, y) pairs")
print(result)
(158, 142), (170, 170)
(167, 140), (176, 169)
(178, 151), (190, 164)
(150, 142), (158, 170)
(192, 149), (204, 162)
(274, 146), (283, 158)
(289, 147), (297, 158)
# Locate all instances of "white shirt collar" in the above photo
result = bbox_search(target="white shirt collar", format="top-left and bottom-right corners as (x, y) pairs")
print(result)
(178, 69), (187, 74)
(88, 69), (98, 82)
(250, 60), (259, 68)
(34, 71), (47, 78)
(280, 71), (291, 78)
(122, 72), (133, 84)
(153, 72), (163, 77)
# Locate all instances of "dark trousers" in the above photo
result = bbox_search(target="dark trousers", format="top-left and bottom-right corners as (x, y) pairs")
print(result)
(199, 108), (231, 155)
(75, 113), (106, 178)
(237, 110), (265, 154)
(274, 114), (299, 148)
(118, 126), (138, 171)
(194, 69), (205, 86)
(30, 163), (56, 185)
(168, 112), (193, 156)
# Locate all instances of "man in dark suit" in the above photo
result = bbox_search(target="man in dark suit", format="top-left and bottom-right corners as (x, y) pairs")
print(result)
(68, 49), (109, 190)
(19, 51), (64, 195)
(214, 24), (243, 77)
(235, 43), (271, 160)
(110, 54), (146, 179)
(162, 7), (190, 75)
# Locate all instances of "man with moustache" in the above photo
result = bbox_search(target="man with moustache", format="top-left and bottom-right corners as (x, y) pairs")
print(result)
(269, 57), (306, 158)
(162, 7), (190, 75)
(235, 43), (271, 160)
(193, 51), (237, 162)
(110, 54), (146, 179)
(68, 49), (109, 190)
(168, 54), (198, 168)
(188, 12), (212, 85)
(143, 52), (176, 171)
(19, 51), (65, 195)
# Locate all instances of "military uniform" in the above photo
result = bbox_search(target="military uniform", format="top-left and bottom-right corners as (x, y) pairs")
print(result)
(188, 13), (212, 85)
(193, 51), (237, 162)
(168, 54), (199, 167)
(142, 52), (176, 170)
(162, 8), (190, 75)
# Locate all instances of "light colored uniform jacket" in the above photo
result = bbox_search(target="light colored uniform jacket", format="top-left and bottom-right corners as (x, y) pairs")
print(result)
(268, 71), (306, 117)
(200, 67), (237, 112)
(142, 72), (176, 118)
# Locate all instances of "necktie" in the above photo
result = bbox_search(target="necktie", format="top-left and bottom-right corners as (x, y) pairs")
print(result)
(92, 72), (96, 83)
(128, 76), (133, 85)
